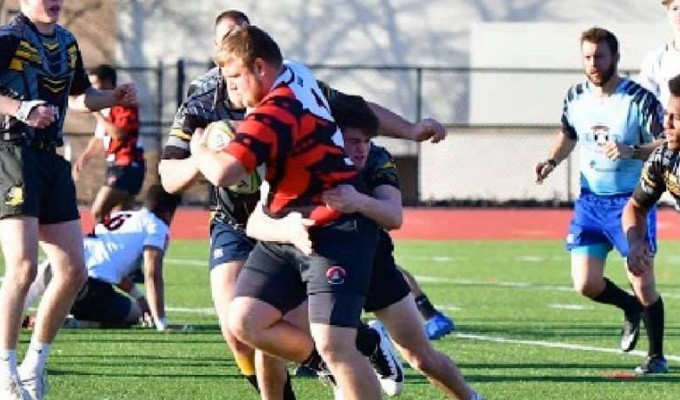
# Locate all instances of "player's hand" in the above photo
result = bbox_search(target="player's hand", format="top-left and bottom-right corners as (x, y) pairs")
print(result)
(189, 127), (208, 156)
(113, 83), (138, 107)
(410, 118), (446, 143)
(281, 212), (315, 255)
(626, 243), (653, 277)
(535, 160), (556, 184)
(72, 156), (86, 181)
(25, 105), (57, 129)
(322, 184), (363, 213)
(602, 141), (632, 160)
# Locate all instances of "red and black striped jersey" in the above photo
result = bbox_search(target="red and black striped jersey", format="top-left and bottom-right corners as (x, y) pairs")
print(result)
(225, 61), (358, 225)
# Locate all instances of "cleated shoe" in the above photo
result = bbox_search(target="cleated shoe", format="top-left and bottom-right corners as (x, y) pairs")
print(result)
(19, 370), (48, 400)
(367, 320), (404, 396)
(620, 309), (641, 352)
(634, 355), (668, 375)
(0, 376), (30, 400)
(425, 312), (456, 340)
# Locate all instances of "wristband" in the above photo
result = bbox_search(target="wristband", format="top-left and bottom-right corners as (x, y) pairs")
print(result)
(129, 286), (145, 300)
(546, 159), (557, 168)
(154, 316), (169, 331)
(15, 100), (46, 123)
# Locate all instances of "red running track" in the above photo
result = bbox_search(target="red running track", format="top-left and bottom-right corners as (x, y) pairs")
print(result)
(79, 207), (680, 241)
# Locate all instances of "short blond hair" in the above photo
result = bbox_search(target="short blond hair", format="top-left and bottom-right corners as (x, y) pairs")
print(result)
(663, 0), (673, 6)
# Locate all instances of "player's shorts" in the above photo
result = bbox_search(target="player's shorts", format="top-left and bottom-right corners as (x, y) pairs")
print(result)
(208, 218), (255, 269)
(566, 190), (657, 258)
(70, 277), (132, 324)
(364, 230), (411, 313)
(235, 214), (378, 328)
(0, 142), (79, 224)
(105, 162), (145, 195)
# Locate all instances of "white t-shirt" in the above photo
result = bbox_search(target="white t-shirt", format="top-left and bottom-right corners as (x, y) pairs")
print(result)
(637, 42), (680, 108)
(85, 209), (169, 284)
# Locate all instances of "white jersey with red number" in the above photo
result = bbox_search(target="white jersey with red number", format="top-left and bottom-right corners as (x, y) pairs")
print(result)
(85, 209), (169, 284)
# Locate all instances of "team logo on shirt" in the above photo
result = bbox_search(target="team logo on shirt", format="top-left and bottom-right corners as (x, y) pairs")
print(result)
(591, 125), (610, 146)
(326, 266), (347, 285)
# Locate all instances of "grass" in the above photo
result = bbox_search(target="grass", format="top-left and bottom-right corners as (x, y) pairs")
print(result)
(4, 239), (679, 399)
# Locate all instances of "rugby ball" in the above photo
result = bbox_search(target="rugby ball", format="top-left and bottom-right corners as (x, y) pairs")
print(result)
(202, 120), (234, 151)
(202, 120), (265, 194)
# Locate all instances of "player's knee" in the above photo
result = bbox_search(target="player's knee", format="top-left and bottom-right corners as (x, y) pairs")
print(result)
(9, 259), (38, 293)
(227, 300), (258, 345)
(315, 332), (357, 365)
(571, 279), (600, 298)
(63, 264), (88, 290)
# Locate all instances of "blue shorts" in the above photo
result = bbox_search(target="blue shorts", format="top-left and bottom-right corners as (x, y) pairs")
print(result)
(566, 191), (657, 258)
(209, 219), (256, 269)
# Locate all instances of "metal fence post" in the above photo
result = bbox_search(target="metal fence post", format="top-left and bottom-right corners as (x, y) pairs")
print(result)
(176, 58), (185, 108)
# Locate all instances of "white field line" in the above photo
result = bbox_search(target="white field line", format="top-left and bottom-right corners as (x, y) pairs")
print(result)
(455, 332), (680, 363)
(161, 305), (680, 364)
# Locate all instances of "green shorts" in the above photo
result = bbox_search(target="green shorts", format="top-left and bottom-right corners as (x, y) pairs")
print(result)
(0, 142), (79, 223)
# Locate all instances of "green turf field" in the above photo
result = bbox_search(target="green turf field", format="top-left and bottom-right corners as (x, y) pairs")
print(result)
(5, 239), (680, 399)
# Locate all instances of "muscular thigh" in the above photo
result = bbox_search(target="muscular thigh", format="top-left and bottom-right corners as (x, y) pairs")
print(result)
(234, 242), (306, 316)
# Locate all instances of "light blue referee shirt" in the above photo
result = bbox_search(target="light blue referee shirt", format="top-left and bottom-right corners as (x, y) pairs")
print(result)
(561, 78), (664, 195)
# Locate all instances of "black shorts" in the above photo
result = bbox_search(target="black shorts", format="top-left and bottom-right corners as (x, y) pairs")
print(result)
(70, 277), (132, 324)
(364, 230), (411, 313)
(235, 215), (378, 328)
(106, 162), (145, 195)
(0, 142), (79, 224)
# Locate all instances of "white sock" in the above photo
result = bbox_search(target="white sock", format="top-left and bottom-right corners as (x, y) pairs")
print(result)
(19, 340), (50, 377)
(0, 349), (18, 379)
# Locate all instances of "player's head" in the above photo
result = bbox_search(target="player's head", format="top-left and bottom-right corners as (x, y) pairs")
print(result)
(580, 27), (619, 87)
(144, 184), (181, 226)
(88, 64), (117, 90)
(213, 10), (250, 49)
(665, 74), (680, 152)
(20, 0), (63, 29)
(214, 11), (251, 110)
(330, 95), (379, 170)
(215, 26), (283, 108)
(662, 0), (680, 32)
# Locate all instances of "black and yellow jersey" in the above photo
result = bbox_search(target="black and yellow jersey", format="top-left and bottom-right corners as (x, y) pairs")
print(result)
(0, 13), (90, 147)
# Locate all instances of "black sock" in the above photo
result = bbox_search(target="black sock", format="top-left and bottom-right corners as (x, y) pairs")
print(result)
(283, 370), (296, 400)
(642, 296), (665, 358)
(245, 374), (259, 392)
(415, 294), (438, 319)
(301, 349), (326, 372)
(356, 322), (380, 357)
(592, 278), (640, 315)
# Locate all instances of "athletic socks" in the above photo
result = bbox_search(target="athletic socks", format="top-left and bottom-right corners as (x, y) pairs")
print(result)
(0, 349), (18, 378)
(18, 340), (50, 377)
(356, 322), (380, 357)
(415, 294), (439, 320)
(283, 370), (296, 400)
(244, 374), (259, 392)
(642, 296), (665, 358)
(592, 278), (640, 315)
(301, 349), (326, 372)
